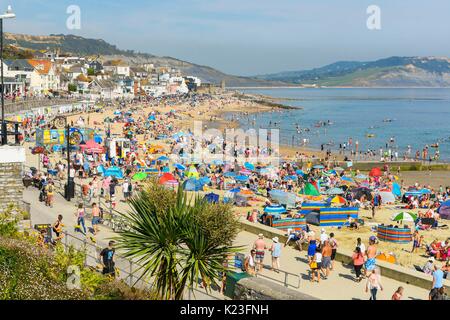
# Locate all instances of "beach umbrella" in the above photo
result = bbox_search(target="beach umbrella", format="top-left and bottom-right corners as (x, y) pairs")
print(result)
(378, 191), (396, 204)
(341, 176), (354, 183)
(313, 165), (325, 169)
(295, 169), (305, 176)
(437, 200), (450, 220)
(113, 110), (121, 115)
(419, 188), (431, 194)
(244, 162), (255, 171)
(223, 172), (237, 178)
(327, 187), (344, 195)
(284, 175), (298, 181)
(31, 146), (47, 155)
(355, 174), (368, 180)
(199, 177), (211, 185)
(186, 166), (200, 179)
(132, 172), (147, 181)
(392, 212), (417, 222)
(235, 175), (249, 182)
(331, 195), (347, 204)
(174, 163), (186, 171)
(264, 205), (286, 214)
(369, 167), (382, 177)
(333, 167), (344, 172)
(158, 156), (169, 162)
(229, 188), (241, 193)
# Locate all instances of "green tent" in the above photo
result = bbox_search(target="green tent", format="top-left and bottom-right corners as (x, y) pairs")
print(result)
(302, 183), (320, 196)
(132, 172), (148, 181)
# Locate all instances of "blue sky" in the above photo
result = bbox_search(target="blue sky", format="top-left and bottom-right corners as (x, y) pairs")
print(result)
(2, 0), (450, 75)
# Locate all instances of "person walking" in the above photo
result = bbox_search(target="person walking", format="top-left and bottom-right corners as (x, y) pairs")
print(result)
(75, 203), (87, 235)
(392, 287), (404, 300)
(365, 269), (383, 300)
(244, 250), (257, 275)
(307, 232), (318, 263)
(310, 247), (322, 283)
(100, 241), (116, 277)
(329, 233), (338, 270)
(352, 247), (365, 282)
(253, 234), (267, 273)
(91, 202), (101, 236)
(45, 181), (55, 208)
(429, 264), (444, 300)
(269, 237), (282, 273)
(321, 240), (332, 279)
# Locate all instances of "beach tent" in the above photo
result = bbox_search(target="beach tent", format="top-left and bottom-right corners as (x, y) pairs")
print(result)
(244, 162), (255, 171)
(204, 193), (220, 204)
(369, 167), (382, 177)
(437, 200), (450, 220)
(182, 178), (204, 191)
(264, 205), (286, 214)
(159, 172), (176, 185)
(104, 166), (124, 179)
(378, 191), (396, 204)
(158, 156), (169, 162)
(305, 211), (320, 226)
(303, 183), (320, 196)
(392, 182), (402, 197)
(352, 187), (373, 201)
(186, 166), (200, 179)
(269, 190), (297, 209)
(132, 172), (147, 181)
(175, 163), (186, 171)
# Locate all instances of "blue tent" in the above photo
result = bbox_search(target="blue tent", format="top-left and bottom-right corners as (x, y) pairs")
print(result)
(158, 156), (169, 161)
(182, 178), (204, 191)
(204, 193), (220, 204)
(244, 162), (255, 171)
(148, 115), (156, 121)
(392, 182), (401, 197)
(175, 163), (186, 171)
(104, 166), (124, 179)
(162, 166), (170, 173)
(94, 135), (103, 144)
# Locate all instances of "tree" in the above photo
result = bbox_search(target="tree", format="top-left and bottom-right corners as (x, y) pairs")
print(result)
(68, 83), (77, 92)
(115, 183), (241, 300)
(87, 68), (95, 76)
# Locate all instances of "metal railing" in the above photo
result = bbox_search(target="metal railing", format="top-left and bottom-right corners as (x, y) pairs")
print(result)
(5, 98), (83, 115)
(60, 230), (222, 300)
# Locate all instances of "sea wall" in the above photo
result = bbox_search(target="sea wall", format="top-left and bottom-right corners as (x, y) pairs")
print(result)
(239, 219), (450, 291)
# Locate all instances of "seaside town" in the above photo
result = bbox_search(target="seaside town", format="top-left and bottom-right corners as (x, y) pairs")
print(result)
(0, 3), (449, 305)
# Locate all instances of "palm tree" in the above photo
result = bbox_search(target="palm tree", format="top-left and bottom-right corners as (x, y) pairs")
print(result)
(115, 183), (240, 300)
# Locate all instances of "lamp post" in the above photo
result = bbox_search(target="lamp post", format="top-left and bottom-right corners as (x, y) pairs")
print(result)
(0, 5), (15, 145)
(51, 115), (74, 201)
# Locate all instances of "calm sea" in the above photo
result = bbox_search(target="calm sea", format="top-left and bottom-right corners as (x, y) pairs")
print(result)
(236, 88), (450, 161)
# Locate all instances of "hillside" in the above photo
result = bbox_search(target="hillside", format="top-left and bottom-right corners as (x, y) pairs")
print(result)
(4, 33), (285, 87)
(256, 56), (450, 87)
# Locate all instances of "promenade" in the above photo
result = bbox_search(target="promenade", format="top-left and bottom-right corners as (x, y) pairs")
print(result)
(24, 186), (432, 300)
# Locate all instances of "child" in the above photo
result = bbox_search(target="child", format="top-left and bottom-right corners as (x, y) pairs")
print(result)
(392, 286), (404, 300)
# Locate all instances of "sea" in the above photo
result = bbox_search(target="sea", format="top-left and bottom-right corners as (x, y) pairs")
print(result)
(234, 88), (450, 161)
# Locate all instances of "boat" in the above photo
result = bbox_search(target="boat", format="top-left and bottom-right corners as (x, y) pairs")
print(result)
(366, 134), (375, 138)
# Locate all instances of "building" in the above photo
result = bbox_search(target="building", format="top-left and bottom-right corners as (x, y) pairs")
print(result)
(27, 59), (59, 94)
(103, 60), (130, 77)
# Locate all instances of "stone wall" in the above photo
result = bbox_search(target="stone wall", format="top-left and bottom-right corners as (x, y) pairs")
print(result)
(234, 277), (318, 300)
(0, 146), (25, 213)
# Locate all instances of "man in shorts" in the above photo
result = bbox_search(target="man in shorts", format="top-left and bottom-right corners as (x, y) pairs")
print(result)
(321, 240), (333, 279)
(253, 234), (267, 273)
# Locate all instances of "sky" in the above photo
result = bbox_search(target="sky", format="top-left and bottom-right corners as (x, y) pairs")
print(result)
(2, 0), (450, 75)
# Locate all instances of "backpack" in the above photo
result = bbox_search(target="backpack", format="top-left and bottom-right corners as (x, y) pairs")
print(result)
(128, 183), (132, 192)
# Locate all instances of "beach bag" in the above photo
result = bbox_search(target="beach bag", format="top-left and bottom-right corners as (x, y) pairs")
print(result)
(309, 261), (318, 269)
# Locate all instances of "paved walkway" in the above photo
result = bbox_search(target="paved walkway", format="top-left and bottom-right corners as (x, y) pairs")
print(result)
(24, 187), (431, 300)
